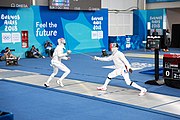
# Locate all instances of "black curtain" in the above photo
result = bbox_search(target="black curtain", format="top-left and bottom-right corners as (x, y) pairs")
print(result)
(171, 24), (180, 48)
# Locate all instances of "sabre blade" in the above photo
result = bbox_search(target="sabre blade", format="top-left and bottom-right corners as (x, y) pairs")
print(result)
(72, 51), (94, 58)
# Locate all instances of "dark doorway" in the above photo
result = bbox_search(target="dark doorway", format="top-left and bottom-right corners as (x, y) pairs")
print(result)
(171, 24), (180, 48)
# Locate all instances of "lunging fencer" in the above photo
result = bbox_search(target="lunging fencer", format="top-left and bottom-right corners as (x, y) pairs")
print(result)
(44, 38), (71, 87)
(93, 43), (147, 96)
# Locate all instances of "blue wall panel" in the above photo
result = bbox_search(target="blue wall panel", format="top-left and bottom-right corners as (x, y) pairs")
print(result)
(108, 35), (143, 51)
(133, 10), (147, 42)
(0, 6), (108, 58)
(133, 9), (165, 46)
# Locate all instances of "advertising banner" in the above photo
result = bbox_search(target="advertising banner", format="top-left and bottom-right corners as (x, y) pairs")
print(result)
(0, 6), (108, 57)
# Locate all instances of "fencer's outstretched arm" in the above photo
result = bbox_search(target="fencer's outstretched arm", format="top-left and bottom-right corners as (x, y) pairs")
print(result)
(94, 55), (113, 61)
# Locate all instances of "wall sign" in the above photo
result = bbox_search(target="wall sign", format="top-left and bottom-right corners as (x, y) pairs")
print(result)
(0, 0), (30, 8)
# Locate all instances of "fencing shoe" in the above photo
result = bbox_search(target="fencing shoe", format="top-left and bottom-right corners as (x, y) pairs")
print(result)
(57, 80), (64, 87)
(139, 88), (147, 96)
(44, 82), (50, 87)
(97, 86), (107, 91)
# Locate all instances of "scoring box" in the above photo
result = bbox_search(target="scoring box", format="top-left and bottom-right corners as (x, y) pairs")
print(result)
(163, 53), (180, 88)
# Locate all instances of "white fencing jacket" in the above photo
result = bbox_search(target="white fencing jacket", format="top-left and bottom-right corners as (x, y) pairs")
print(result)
(96, 50), (131, 71)
(52, 44), (68, 62)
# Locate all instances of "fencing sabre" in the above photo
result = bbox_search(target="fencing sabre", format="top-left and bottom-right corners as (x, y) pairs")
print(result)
(72, 50), (94, 58)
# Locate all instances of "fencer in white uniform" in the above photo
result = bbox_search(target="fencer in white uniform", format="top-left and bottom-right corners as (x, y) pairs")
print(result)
(94, 43), (147, 96)
(44, 38), (71, 87)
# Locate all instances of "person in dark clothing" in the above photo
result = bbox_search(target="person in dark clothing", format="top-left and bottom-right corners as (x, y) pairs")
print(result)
(3, 47), (20, 60)
(44, 41), (54, 57)
(30, 45), (45, 58)
(163, 29), (171, 52)
(152, 29), (158, 36)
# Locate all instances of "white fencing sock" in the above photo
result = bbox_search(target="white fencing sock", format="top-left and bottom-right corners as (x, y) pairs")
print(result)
(46, 73), (56, 83)
(131, 82), (144, 91)
(103, 77), (111, 88)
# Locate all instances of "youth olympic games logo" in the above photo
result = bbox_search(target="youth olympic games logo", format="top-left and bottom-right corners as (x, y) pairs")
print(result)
(2, 33), (12, 43)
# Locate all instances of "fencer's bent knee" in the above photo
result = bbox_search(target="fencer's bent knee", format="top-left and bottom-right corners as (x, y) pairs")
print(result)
(125, 80), (133, 86)
(107, 73), (113, 79)
(130, 81), (133, 86)
(65, 69), (71, 74)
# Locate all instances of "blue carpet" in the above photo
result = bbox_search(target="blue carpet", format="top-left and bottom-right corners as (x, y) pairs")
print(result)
(0, 50), (179, 98)
(139, 67), (164, 76)
(0, 80), (179, 120)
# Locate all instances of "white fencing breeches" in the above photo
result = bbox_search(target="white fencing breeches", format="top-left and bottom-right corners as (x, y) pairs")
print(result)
(107, 68), (143, 91)
(47, 60), (70, 83)
(107, 68), (131, 85)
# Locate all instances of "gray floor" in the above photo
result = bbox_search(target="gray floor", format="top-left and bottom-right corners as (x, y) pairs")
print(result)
(0, 68), (179, 116)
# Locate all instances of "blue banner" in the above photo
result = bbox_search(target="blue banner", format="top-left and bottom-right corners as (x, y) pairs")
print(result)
(133, 9), (166, 41)
(0, 6), (108, 58)
(147, 9), (164, 30)
(147, 0), (179, 3)
(133, 10), (147, 42)
(109, 35), (143, 51)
